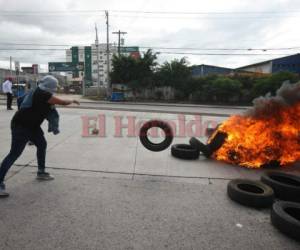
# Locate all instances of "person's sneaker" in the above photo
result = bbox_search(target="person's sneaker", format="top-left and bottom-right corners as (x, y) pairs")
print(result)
(0, 183), (9, 198)
(36, 171), (55, 181)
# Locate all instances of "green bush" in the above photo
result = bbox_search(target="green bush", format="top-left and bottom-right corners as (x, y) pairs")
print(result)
(111, 53), (300, 104)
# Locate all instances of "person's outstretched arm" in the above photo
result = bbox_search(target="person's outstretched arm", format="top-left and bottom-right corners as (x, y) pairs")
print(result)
(48, 96), (80, 106)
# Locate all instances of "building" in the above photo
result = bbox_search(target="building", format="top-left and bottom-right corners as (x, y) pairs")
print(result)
(21, 64), (39, 75)
(0, 67), (45, 93)
(66, 44), (117, 87)
(65, 45), (141, 88)
(191, 64), (233, 77)
(237, 54), (300, 74)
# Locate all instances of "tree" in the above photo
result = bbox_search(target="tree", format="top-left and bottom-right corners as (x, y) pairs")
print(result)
(155, 58), (191, 99)
(251, 71), (300, 98)
(203, 77), (242, 103)
(110, 49), (158, 92)
(110, 55), (137, 83)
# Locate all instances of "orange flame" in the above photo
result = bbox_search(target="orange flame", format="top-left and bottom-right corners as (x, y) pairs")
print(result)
(209, 102), (300, 168)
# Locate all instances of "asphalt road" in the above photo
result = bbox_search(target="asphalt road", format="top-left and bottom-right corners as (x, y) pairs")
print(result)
(0, 107), (299, 250)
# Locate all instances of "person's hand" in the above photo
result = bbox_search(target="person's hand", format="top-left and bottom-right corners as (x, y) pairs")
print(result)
(72, 100), (80, 105)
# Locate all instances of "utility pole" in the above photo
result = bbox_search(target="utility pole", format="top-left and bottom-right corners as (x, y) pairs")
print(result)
(9, 56), (12, 77)
(112, 30), (127, 56)
(82, 72), (86, 96)
(105, 10), (111, 96)
(95, 23), (100, 96)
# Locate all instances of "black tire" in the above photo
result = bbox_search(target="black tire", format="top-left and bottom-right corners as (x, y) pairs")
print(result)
(139, 120), (174, 152)
(171, 144), (200, 160)
(261, 171), (300, 202)
(271, 201), (300, 242)
(227, 179), (274, 208)
(205, 123), (221, 138)
(205, 127), (217, 138)
(189, 137), (212, 158)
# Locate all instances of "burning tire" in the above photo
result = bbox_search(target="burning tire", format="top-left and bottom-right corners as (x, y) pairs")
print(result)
(261, 171), (300, 202)
(171, 144), (200, 160)
(205, 123), (221, 137)
(189, 137), (212, 158)
(227, 179), (274, 208)
(271, 201), (300, 241)
(139, 120), (174, 152)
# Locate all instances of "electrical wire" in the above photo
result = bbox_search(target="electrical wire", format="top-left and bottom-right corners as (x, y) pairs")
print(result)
(0, 47), (291, 56)
(149, 51), (290, 56)
(110, 10), (300, 15)
(1, 9), (300, 14)
(0, 43), (300, 51)
(139, 46), (300, 51)
(0, 48), (66, 51)
(109, 14), (300, 20)
(0, 9), (299, 20)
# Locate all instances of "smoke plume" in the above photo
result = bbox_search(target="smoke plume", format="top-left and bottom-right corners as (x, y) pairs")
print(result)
(245, 81), (300, 118)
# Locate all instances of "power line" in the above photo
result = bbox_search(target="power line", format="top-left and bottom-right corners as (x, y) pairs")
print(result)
(0, 47), (291, 56)
(110, 14), (300, 20)
(2, 13), (298, 20)
(0, 10), (105, 16)
(111, 10), (300, 15)
(1, 9), (300, 15)
(0, 48), (66, 51)
(139, 46), (300, 51)
(146, 51), (291, 56)
(0, 43), (81, 47)
(1, 44), (300, 51)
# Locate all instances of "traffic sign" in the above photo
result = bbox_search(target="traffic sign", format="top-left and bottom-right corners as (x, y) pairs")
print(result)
(48, 62), (84, 72)
(120, 47), (139, 53)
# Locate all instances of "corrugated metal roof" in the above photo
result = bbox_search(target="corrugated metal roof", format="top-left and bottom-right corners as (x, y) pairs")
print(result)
(236, 53), (300, 69)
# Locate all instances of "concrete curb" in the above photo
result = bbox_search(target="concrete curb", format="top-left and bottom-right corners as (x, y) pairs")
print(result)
(0, 97), (249, 110)
(59, 105), (232, 117)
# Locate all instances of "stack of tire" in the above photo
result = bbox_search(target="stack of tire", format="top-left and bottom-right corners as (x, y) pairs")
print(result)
(139, 121), (300, 240)
(170, 137), (212, 160)
(139, 120), (203, 159)
(227, 172), (300, 242)
(139, 121), (300, 241)
(139, 120), (213, 159)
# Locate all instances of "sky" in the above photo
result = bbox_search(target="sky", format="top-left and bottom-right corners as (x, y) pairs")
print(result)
(0, 0), (299, 72)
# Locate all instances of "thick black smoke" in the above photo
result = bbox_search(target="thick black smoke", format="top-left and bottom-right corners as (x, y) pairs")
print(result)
(245, 81), (300, 118)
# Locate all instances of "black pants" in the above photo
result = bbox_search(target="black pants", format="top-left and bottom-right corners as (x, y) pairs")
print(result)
(0, 127), (47, 183)
(6, 93), (13, 109)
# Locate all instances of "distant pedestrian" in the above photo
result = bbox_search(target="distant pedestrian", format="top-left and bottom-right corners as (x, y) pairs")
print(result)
(2, 77), (13, 110)
(0, 75), (80, 198)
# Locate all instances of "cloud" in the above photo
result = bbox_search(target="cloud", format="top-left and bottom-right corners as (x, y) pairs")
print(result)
(0, 0), (299, 71)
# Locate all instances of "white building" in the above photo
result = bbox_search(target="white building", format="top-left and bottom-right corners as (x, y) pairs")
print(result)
(66, 44), (117, 87)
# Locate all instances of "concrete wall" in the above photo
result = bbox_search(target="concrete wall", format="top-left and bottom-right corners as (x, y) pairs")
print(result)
(84, 86), (107, 97)
(109, 83), (175, 100)
(124, 87), (175, 101)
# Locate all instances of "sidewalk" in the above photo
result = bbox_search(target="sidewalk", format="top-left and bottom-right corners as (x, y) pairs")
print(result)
(0, 93), (250, 110)
(59, 94), (251, 110)
(0, 94), (245, 117)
